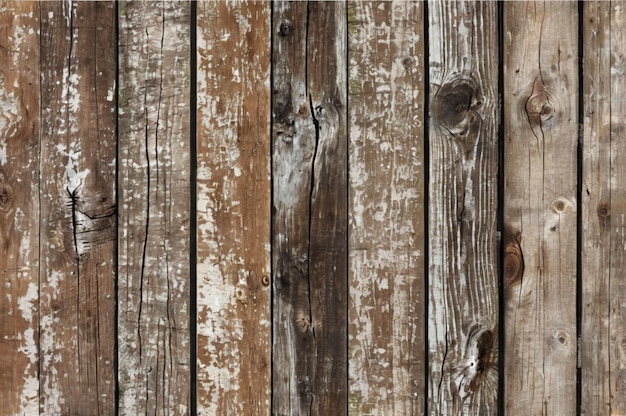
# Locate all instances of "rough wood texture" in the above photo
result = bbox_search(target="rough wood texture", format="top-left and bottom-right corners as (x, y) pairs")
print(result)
(427, 1), (499, 414)
(117, 1), (191, 414)
(0, 2), (40, 414)
(38, 2), (116, 414)
(272, 1), (348, 415)
(503, 2), (578, 414)
(347, 1), (425, 414)
(581, 2), (626, 414)
(195, 1), (271, 414)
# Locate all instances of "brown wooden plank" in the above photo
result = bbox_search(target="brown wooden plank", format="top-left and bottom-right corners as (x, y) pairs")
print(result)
(195, 1), (271, 414)
(272, 1), (348, 415)
(38, 2), (116, 414)
(581, 2), (626, 414)
(347, 1), (425, 414)
(427, 1), (499, 414)
(0, 2), (40, 414)
(503, 2), (578, 414)
(117, 1), (191, 413)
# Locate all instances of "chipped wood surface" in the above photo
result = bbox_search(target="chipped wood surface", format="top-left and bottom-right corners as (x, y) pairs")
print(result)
(195, 1), (271, 414)
(0, 2), (40, 414)
(503, 2), (578, 414)
(347, 1), (425, 415)
(117, 1), (191, 414)
(272, 1), (348, 415)
(38, 2), (116, 414)
(581, 2), (626, 414)
(427, 1), (499, 414)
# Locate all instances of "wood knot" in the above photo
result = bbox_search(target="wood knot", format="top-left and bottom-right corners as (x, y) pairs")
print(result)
(525, 77), (555, 132)
(550, 329), (571, 348)
(456, 326), (496, 396)
(503, 224), (524, 288)
(402, 56), (415, 68)
(279, 21), (292, 37)
(597, 201), (610, 218)
(550, 197), (573, 214)
(261, 274), (270, 287)
(432, 75), (483, 140)
(0, 185), (13, 213)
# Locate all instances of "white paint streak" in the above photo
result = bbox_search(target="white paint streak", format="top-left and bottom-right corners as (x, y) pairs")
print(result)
(0, 76), (21, 165)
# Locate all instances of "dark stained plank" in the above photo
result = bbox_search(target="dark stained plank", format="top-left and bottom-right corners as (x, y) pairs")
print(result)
(427, 1), (499, 414)
(347, 1), (425, 414)
(272, 1), (348, 414)
(38, 1), (117, 414)
(581, 2), (626, 414)
(503, 2), (578, 414)
(195, 1), (271, 414)
(117, 1), (191, 413)
(0, 2), (40, 414)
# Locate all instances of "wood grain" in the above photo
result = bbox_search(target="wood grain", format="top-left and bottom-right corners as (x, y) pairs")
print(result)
(427, 1), (499, 414)
(347, 1), (425, 414)
(117, 1), (191, 414)
(581, 2), (626, 414)
(38, 2), (116, 414)
(272, 1), (348, 415)
(503, 2), (578, 414)
(0, 2), (40, 414)
(196, 1), (271, 414)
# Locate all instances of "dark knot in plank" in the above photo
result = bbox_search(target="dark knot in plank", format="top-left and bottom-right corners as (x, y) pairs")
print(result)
(503, 224), (524, 288)
(431, 75), (483, 141)
(0, 185), (11, 212)
(525, 76), (555, 139)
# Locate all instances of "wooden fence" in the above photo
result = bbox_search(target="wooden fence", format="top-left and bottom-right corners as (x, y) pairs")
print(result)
(1, 1), (625, 415)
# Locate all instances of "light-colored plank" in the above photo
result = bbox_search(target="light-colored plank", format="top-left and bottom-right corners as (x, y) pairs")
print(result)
(581, 2), (626, 414)
(427, 1), (499, 414)
(196, 1), (271, 414)
(272, 1), (348, 414)
(38, 2), (116, 413)
(0, 2), (40, 414)
(347, 1), (425, 414)
(117, 1), (191, 413)
(503, 2), (578, 414)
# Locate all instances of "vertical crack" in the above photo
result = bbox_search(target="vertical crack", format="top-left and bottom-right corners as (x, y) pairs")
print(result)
(307, 93), (320, 342)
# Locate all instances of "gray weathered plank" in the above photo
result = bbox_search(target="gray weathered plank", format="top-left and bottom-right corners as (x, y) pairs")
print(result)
(272, 1), (348, 414)
(581, 1), (626, 414)
(503, 2), (578, 414)
(0, 2), (40, 414)
(38, 2), (117, 413)
(195, 1), (272, 414)
(348, 1), (425, 414)
(117, 1), (191, 413)
(427, 1), (499, 414)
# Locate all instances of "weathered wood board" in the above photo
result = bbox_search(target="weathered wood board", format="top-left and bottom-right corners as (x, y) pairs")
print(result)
(0, 2), (40, 414)
(117, 1), (191, 414)
(196, 1), (271, 414)
(581, 1), (626, 414)
(503, 2), (578, 414)
(38, 2), (117, 414)
(427, 1), (500, 414)
(348, 1), (425, 414)
(272, 1), (348, 415)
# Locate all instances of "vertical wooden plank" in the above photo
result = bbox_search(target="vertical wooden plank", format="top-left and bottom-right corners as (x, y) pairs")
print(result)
(348, 1), (425, 414)
(0, 2), (40, 414)
(582, 2), (626, 414)
(503, 2), (578, 414)
(272, 1), (348, 415)
(427, 1), (499, 414)
(38, 2), (116, 413)
(118, 1), (191, 413)
(195, 1), (271, 414)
